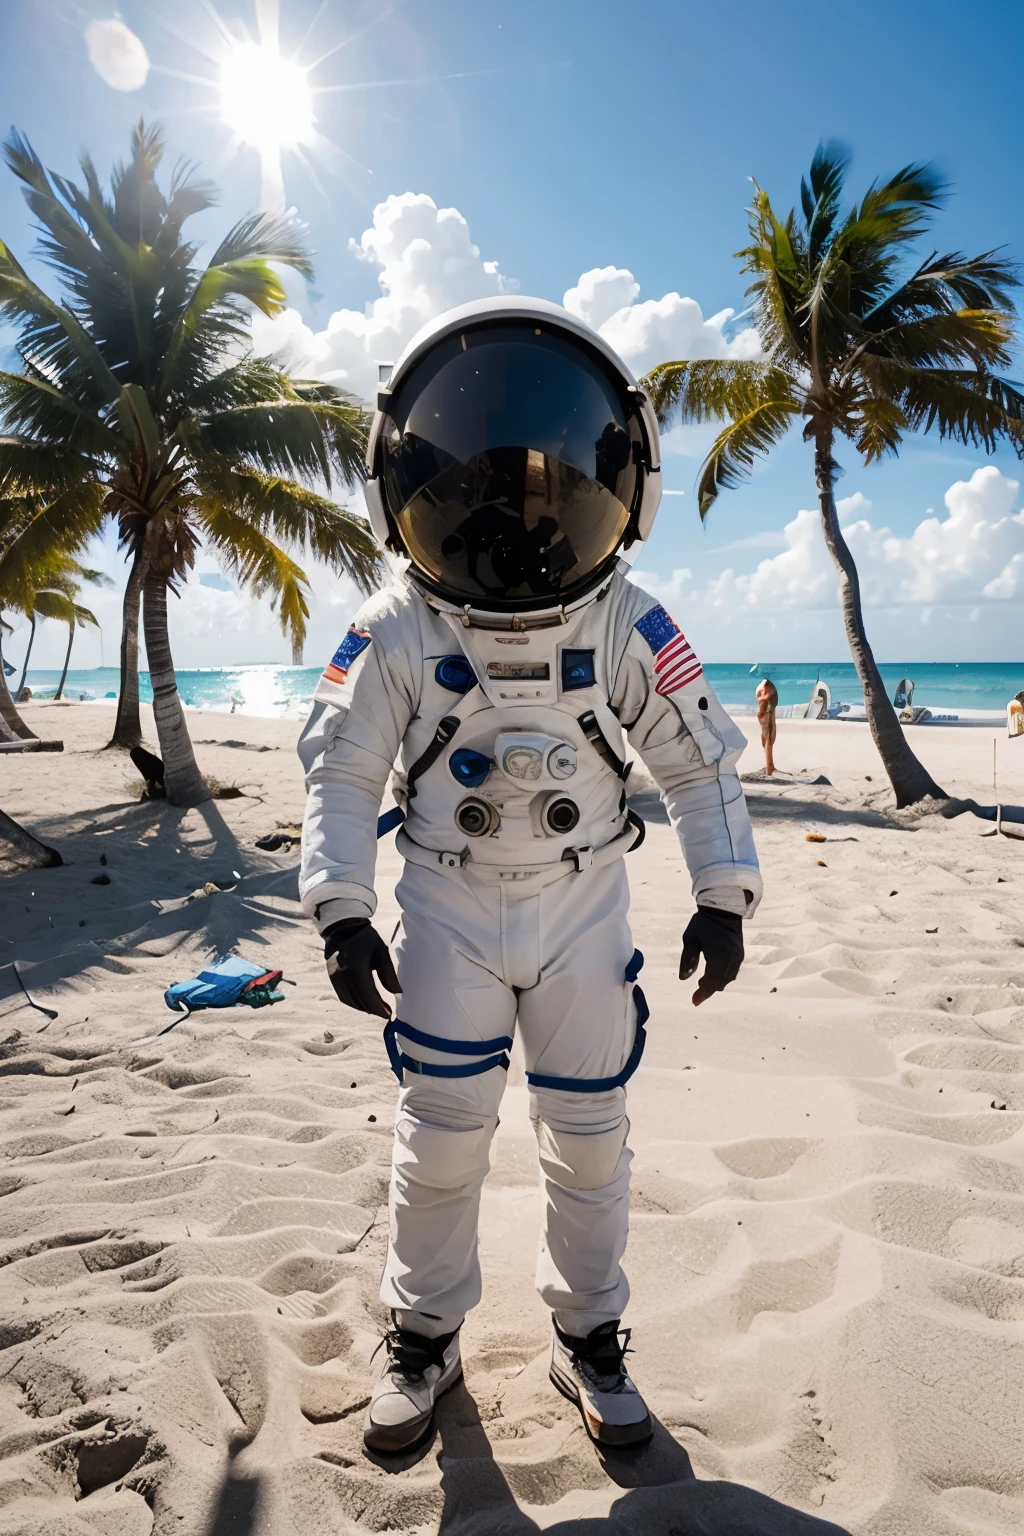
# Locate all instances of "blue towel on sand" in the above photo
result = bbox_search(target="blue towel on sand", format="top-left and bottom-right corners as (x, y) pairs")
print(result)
(164, 955), (284, 1012)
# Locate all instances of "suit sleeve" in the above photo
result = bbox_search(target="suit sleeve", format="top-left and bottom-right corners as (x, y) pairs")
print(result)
(611, 602), (762, 918)
(297, 597), (417, 932)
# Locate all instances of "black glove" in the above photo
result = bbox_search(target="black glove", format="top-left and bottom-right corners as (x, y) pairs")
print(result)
(323, 919), (401, 1019)
(679, 906), (744, 1007)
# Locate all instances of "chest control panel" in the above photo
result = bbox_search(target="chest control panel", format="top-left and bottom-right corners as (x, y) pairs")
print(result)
(486, 661), (551, 681)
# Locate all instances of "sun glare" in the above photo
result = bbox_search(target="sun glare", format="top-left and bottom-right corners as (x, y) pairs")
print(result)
(220, 42), (315, 153)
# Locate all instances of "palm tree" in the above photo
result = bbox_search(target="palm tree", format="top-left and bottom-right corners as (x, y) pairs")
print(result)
(11, 581), (100, 699)
(0, 492), (103, 738)
(0, 517), (80, 865)
(0, 618), (26, 742)
(0, 122), (378, 804)
(0, 806), (62, 868)
(53, 594), (100, 701)
(644, 146), (1024, 807)
(9, 557), (105, 702)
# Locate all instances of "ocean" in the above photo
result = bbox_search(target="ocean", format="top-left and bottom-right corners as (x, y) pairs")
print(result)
(20, 660), (1024, 717)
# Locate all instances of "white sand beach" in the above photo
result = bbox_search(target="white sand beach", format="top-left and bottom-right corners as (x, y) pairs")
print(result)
(0, 701), (1022, 1536)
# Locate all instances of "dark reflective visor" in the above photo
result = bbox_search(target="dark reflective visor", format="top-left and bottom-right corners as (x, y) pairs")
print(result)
(379, 323), (638, 609)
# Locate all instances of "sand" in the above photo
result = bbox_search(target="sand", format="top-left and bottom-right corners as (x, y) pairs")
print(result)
(0, 700), (1022, 1536)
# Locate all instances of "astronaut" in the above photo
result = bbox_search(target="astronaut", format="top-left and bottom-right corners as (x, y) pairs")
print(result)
(298, 297), (761, 1456)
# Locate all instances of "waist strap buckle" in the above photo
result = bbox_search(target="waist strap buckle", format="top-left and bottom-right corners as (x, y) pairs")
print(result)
(562, 845), (594, 872)
(439, 848), (468, 870)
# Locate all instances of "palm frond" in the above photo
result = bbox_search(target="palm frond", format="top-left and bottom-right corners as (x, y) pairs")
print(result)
(695, 397), (801, 516)
(110, 121), (170, 247)
(0, 517), (99, 610)
(205, 212), (314, 277)
(836, 162), (947, 261)
(159, 239), (310, 400)
(194, 498), (312, 646)
(642, 360), (794, 429)
(0, 368), (109, 447)
(737, 189), (807, 363)
(29, 587), (80, 623)
(880, 365), (1024, 455)
(0, 436), (102, 496)
(862, 308), (1015, 372)
(849, 394), (909, 461)
(4, 132), (144, 372)
(196, 394), (369, 487)
(0, 482), (106, 602)
(188, 355), (291, 412)
(865, 250), (1020, 329)
(191, 461), (381, 593)
(0, 238), (121, 407)
(801, 141), (850, 261)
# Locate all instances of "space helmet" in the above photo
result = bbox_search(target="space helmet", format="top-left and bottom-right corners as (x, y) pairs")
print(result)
(363, 296), (662, 623)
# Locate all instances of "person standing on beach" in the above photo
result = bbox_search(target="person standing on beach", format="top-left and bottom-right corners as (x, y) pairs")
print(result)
(298, 297), (761, 1455)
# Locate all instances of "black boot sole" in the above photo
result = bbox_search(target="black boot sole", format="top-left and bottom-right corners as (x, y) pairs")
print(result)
(549, 1366), (653, 1448)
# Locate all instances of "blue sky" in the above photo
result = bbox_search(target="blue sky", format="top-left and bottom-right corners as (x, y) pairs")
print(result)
(3, 0), (1024, 667)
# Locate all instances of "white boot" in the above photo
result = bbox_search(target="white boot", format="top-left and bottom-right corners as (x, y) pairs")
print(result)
(549, 1319), (652, 1447)
(363, 1316), (463, 1454)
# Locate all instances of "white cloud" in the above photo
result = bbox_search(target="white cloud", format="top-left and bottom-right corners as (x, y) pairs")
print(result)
(641, 469), (1024, 618)
(85, 20), (150, 91)
(16, 468), (1024, 679)
(630, 467), (1024, 662)
(659, 422), (722, 460)
(9, 534), (364, 675)
(627, 567), (693, 609)
(250, 193), (513, 404)
(705, 530), (788, 555)
(20, 188), (1016, 680)
(19, 195), (764, 679)
(564, 265), (761, 377)
(562, 267), (641, 332)
(251, 199), (760, 403)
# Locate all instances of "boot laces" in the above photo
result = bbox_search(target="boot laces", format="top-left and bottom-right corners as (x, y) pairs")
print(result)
(373, 1324), (450, 1384)
(570, 1322), (633, 1393)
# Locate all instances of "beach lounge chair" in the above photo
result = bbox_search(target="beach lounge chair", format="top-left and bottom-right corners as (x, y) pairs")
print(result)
(892, 677), (914, 709)
(805, 681), (830, 720)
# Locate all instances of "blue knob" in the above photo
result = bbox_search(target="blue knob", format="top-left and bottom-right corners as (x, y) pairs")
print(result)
(449, 748), (492, 787)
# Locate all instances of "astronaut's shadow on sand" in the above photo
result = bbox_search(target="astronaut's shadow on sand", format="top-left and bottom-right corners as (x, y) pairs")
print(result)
(434, 1381), (852, 1535)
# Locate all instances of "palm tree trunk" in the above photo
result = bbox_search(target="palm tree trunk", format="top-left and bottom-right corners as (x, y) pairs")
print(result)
(0, 617), (35, 741)
(815, 434), (944, 807)
(108, 547), (145, 748)
(16, 613), (36, 697)
(142, 572), (210, 807)
(0, 672), (33, 739)
(0, 805), (62, 867)
(55, 620), (76, 701)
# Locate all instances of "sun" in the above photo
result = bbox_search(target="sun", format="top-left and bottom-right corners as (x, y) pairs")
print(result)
(161, 0), (475, 213)
(220, 41), (315, 155)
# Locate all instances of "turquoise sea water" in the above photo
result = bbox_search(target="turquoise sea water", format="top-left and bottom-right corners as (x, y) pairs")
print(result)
(21, 660), (1024, 716)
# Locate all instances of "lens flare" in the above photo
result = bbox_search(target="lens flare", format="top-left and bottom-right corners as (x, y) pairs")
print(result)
(220, 41), (315, 152)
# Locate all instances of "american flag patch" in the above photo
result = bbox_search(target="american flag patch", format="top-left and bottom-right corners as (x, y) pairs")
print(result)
(322, 626), (372, 686)
(634, 605), (703, 696)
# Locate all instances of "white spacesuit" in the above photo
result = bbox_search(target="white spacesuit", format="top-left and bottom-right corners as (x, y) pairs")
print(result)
(298, 296), (761, 1455)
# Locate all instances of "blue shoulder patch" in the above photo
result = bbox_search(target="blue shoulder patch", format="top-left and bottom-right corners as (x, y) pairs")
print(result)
(323, 625), (372, 684)
(634, 605), (681, 655)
